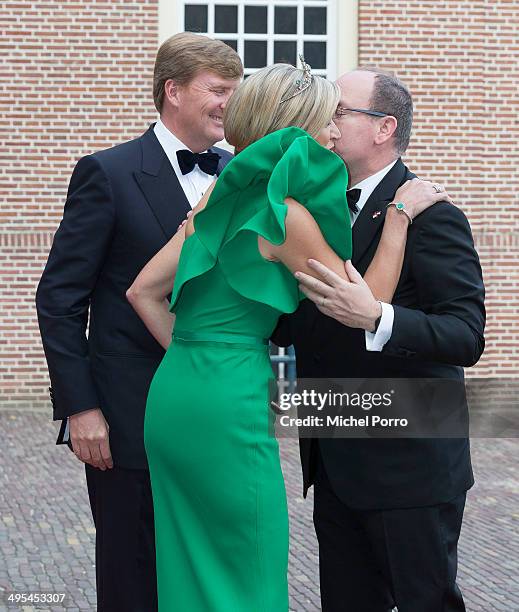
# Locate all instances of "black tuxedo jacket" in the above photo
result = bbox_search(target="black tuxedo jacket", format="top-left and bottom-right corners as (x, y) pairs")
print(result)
(36, 125), (232, 469)
(273, 158), (485, 510)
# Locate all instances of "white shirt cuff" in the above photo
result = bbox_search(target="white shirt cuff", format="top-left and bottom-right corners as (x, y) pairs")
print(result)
(365, 302), (394, 352)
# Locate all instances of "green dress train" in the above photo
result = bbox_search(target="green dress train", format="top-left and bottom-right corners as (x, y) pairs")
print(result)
(144, 127), (352, 611)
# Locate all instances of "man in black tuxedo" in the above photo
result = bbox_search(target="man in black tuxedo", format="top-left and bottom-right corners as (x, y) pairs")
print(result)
(274, 69), (485, 611)
(35, 33), (242, 611)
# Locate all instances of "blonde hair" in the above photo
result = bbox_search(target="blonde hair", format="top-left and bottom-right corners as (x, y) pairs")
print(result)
(153, 33), (243, 112)
(224, 64), (340, 150)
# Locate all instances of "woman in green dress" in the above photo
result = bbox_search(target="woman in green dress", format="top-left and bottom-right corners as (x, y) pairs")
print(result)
(127, 62), (448, 611)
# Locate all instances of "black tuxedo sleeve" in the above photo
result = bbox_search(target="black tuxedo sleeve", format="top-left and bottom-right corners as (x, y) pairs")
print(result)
(270, 314), (293, 347)
(36, 155), (115, 420)
(383, 203), (485, 367)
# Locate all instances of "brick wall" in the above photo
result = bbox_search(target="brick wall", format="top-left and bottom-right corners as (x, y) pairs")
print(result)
(2, 1), (517, 409)
(359, 0), (519, 376)
(1, 0), (158, 408)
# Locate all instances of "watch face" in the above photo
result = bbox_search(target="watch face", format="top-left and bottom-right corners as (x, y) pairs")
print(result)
(396, 202), (405, 211)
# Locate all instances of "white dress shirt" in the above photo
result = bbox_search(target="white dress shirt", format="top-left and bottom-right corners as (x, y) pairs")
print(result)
(348, 160), (398, 353)
(154, 118), (215, 208)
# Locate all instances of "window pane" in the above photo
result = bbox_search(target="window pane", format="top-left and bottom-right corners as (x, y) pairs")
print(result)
(304, 41), (326, 69)
(274, 41), (297, 66)
(244, 40), (267, 69)
(219, 39), (238, 51)
(274, 6), (297, 34)
(245, 5), (268, 34)
(185, 5), (208, 32)
(304, 7), (327, 35)
(215, 5), (238, 33)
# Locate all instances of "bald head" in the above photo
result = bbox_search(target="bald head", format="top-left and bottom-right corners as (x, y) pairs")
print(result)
(336, 70), (378, 110)
(337, 68), (413, 155)
(331, 68), (413, 184)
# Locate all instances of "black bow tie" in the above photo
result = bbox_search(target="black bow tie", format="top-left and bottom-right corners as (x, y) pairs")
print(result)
(346, 188), (362, 214)
(176, 149), (221, 176)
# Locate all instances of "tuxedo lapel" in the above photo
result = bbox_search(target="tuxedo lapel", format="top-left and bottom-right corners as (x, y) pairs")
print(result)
(210, 146), (229, 176)
(134, 125), (191, 240)
(309, 159), (412, 343)
(352, 158), (408, 267)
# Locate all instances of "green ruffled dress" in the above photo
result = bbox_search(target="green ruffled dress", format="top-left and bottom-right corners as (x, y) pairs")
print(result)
(144, 127), (352, 611)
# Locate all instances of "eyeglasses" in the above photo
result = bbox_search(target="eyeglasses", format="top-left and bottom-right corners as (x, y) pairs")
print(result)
(334, 107), (389, 119)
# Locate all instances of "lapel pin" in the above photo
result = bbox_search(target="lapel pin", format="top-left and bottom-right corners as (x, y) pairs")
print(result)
(372, 211), (382, 219)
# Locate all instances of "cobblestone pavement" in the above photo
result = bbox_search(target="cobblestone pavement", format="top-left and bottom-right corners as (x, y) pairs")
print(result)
(1, 409), (518, 611)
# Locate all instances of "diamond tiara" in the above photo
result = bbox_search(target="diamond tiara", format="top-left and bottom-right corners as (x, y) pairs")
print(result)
(279, 54), (314, 104)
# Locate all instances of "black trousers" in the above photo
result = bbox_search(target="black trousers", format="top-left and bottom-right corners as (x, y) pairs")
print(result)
(313, 451), (466, 612)
(85, 464), (158, 612)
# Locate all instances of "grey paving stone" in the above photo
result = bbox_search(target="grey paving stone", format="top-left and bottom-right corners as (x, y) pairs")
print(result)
(1, 410), (518, 611)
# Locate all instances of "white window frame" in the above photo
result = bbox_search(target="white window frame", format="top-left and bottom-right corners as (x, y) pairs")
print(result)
(178, 0), (337, 78)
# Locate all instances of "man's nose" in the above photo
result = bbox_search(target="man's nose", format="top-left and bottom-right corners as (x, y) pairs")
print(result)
(221, 92), (233, 109)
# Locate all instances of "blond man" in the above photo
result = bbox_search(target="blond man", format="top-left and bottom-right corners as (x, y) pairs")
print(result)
(36, 33), (242, 611)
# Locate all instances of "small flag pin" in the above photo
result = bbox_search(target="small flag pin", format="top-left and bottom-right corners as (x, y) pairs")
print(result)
(372, 211), (382, 219)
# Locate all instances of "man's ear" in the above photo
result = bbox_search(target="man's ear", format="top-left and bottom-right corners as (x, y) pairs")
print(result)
(375, 116), (398, 145)
(163, 79), (181, 109)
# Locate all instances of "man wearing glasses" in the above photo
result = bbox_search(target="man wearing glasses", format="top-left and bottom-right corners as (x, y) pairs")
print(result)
(274, 69), (485, 611)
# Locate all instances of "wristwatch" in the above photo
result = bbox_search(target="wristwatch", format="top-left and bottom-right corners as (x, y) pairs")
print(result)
(387, 201), (413, 225)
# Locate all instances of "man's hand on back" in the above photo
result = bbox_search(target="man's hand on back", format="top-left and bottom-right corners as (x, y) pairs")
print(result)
(296, 259), (382, 331)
